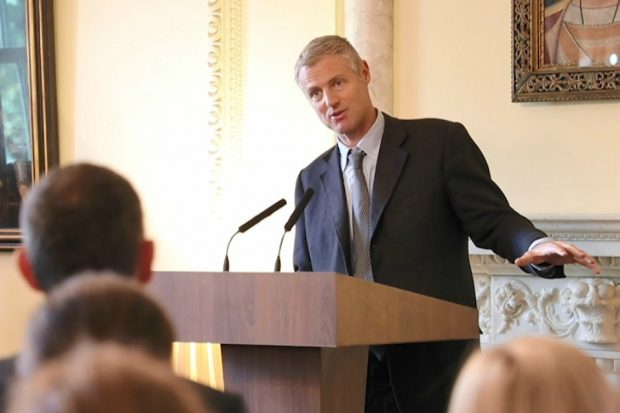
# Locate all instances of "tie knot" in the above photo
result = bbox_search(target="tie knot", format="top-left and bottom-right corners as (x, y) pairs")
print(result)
(348, 148), (365, 170)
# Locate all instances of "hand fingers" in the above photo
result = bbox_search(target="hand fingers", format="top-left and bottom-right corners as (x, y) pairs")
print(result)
(554, 241), (601, 274)
(555, 240), (586, 258)
(514, 241), (601, 275)
(571, 253), (601, 274)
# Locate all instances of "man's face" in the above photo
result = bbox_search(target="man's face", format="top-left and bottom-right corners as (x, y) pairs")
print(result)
(298, 54), (376, 146)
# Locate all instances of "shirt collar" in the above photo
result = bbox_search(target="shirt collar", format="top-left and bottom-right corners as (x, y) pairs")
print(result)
(336, 111), (385, 170)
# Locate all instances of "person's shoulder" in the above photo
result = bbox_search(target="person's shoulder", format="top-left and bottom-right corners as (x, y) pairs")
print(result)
(387, 114), (464, 133)
(385, 114), (471, 147)
(185, 379), (248, 413)
(299, 145), (337, 174)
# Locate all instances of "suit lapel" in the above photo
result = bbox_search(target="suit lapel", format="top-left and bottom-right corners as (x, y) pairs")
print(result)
(371, 115), (408, 237)
(319, 147), (352, 273)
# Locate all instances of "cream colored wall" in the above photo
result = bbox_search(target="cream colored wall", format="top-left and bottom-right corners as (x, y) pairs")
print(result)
(227, 0), (335, 271)
(53, 0), (335, 273)
(2, 0), (617, 357)
(0, 255), (42, 358)
(0, 0), (335, 356)
(394, 0), (620, 215)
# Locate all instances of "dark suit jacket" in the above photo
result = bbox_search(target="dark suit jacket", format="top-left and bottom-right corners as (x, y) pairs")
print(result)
(0, 355), (246, 413)
(293, 115), (563, 412)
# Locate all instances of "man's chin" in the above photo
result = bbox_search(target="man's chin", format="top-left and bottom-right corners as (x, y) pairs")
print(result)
(321, 119), (348, 136)
(322, 123), (341, 134)
(329, 122), (347, 135)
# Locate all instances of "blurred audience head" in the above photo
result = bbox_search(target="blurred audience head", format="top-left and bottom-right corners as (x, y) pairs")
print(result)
(8, 343), (210, 413)
(17, 273), (174, 376)
(18, 163), (153, 292)
(448, 336), (618, 413)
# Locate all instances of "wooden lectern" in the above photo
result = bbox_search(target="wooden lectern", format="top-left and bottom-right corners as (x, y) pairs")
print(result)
(150, 272), (479, 413)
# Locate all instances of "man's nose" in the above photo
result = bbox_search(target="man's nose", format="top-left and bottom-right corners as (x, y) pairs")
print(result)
(323, 89), (339, 107)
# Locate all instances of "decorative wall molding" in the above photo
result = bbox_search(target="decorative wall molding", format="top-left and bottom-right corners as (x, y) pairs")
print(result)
(470, 215), (620, 275)
(206, 0), (244, 219)
(470, 216), (620, 372)
(490, 278), (620, 343)
(176, 0), (245, 389)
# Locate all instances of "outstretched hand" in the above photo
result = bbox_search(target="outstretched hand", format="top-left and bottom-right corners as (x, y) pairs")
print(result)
(514, 240), (601, 275)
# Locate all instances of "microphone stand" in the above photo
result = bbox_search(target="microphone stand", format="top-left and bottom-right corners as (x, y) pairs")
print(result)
(221, 198), (287, 272)
(273, 188), (314, 272)
(222, 230), (240, 272)
(274, 231), (287, 272)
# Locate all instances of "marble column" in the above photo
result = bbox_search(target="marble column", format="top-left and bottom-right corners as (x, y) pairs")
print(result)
(344, 0), (394, 114)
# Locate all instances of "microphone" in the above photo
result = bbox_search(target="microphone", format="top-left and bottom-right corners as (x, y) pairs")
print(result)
(223, 198), (287, 271)
(274, 188), (314, 271)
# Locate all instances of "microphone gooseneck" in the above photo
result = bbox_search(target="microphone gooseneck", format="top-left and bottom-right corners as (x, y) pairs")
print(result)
(274, 189), (314, 272)
(222, 230), (239, 271)
(222, 198), (287, 272)
(274, 231), (286, 272)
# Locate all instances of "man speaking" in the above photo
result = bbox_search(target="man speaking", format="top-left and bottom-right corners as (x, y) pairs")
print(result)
(291, 35), (599, 413)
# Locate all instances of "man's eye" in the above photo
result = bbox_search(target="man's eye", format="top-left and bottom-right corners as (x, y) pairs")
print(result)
(309, 90), (321, 100)
(334, 79), (344, 87)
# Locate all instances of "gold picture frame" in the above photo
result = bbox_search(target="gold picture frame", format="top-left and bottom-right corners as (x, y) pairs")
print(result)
(0, 0), (59, 249)
(512, 0), (620, 102)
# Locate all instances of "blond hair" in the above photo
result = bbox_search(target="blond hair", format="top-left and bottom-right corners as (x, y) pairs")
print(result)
(448, 336), (617, 413)
(294, 35), (364, 86)
(8, 343), (210, 413)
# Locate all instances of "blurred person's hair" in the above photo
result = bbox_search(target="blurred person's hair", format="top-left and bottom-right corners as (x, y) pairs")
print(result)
(17, 273), (174, 376)
(8, 343), (210, 413)
(19, 163), (146, 291)
(448, 336), (617, 413)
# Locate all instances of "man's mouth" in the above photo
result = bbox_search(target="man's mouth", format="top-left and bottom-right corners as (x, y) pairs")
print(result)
(329, 110), (345, 121)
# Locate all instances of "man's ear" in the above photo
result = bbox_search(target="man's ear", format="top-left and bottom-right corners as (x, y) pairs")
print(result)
(136, 240), (154, 284)
(361, 60), (371, 83)
(16, 248), (42, 291)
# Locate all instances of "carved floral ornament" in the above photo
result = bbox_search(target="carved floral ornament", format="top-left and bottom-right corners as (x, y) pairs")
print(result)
(205, 0), (243, 218)
(489, 279), (620, 344)
(471, 217), (620, 375)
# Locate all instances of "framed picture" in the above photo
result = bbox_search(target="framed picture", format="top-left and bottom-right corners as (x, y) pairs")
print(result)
(0, 0), (58, 249)
(512, 0), (620, 102)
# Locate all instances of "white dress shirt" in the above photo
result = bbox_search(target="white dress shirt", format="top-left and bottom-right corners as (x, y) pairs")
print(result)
(337, 111), (384, 240)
